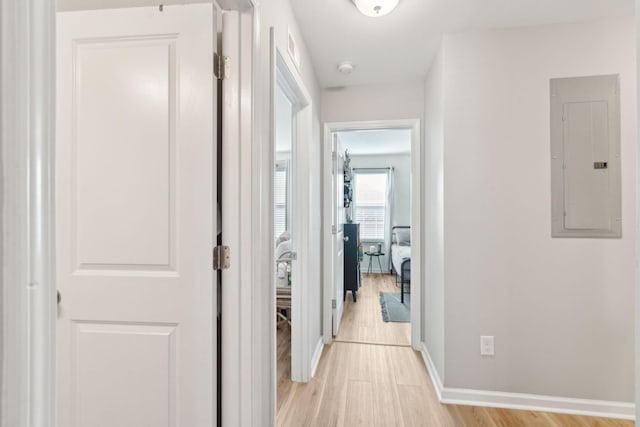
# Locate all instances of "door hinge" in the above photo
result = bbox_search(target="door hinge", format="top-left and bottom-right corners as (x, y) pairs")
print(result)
(332, 151), (337, 161)
(331, 225), (337, 235)
(214, 52), (230, 80)
(213, 245), (230, 270)
(332, 299), (336, 309)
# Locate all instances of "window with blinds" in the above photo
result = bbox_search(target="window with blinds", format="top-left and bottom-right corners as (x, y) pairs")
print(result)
(354, 172), (387, 241)
(274, 168), (288, 238)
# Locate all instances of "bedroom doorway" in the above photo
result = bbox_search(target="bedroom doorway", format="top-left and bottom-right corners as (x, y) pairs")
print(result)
(270, 29), (315, 419)
(322, 120), (422, 350)
(274, 63), (296, 412)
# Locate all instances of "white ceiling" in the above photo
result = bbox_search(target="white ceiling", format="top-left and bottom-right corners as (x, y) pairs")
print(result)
(338, 129), (411, 155)
(291, 0), (634, 88)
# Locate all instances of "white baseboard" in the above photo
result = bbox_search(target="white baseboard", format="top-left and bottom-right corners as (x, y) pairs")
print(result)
(419, 342), (635, 420)
(310, 337), (324, 378)
(420, 342), (444, 400)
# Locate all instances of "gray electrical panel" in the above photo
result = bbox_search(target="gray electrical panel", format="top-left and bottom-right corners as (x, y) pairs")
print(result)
(550, 75), (621, 238)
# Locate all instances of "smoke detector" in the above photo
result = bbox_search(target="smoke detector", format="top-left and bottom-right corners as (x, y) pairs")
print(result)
(337, 62), (355, 75)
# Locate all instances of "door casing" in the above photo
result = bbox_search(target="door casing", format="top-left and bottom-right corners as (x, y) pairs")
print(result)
(269, 32), (316, 384)
(332, 135), (345, 335)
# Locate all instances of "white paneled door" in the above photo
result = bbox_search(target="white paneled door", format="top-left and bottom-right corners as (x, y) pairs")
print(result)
(57, 5), (216, 427)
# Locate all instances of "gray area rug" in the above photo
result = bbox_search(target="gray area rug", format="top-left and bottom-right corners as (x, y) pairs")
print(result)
(380, 292), (411, 323)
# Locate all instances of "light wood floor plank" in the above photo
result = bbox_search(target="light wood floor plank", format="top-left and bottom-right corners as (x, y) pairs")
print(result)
(397, 384), (449, 427)
(343, 380), (376, 426)
(312, 344), (349, 426)
(276, 323), (292, 413)
(337, 273), (411, 346)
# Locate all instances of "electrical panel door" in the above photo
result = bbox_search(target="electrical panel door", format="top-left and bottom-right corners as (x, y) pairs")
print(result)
(550, 75), (621, 238)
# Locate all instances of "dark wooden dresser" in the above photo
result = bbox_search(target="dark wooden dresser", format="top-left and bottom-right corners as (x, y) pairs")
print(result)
(343, 223), (361, 301)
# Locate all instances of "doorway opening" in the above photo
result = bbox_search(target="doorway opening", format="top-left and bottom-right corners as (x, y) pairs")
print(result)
(335, 128), (414, 346)
(269, 30), (314, 420)
(322, 120), (422, 351)
(274, 62), (296, 415)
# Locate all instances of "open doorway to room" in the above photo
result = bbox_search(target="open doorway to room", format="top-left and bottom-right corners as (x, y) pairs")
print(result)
(274, 70), (296, 413)
(321, 119), (422, 352)
(270, 30), (315, 419)
(333, 128), (414, 347)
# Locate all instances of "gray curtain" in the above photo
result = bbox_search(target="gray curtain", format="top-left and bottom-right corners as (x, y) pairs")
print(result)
(385, 168), (395, 271)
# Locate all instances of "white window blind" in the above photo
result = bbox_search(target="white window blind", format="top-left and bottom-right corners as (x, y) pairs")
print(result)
(274, 168), (287, 238)
(354, 172), (387, 240)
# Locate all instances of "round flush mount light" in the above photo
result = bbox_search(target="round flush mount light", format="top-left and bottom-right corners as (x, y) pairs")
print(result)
(352, 0), (399, 17)
(337, 62), (355, 75)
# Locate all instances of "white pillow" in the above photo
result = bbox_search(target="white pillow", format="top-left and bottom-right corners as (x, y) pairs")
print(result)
(275, 239), (292, 260)
(395, 229), (411, 246)
(276, 231), (291, 246)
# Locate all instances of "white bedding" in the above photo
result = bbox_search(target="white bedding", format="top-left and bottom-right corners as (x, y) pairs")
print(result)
(391, 244), (411, 276)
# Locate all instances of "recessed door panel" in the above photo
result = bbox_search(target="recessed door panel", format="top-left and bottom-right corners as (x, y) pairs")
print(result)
(74, 38), (176, 270)
(74, 322), (177, 427)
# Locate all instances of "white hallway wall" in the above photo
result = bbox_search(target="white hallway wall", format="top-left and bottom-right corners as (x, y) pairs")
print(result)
(425, 16), (636, 402)
(423, 47), (446, 384)
(322, 81), (425, 123)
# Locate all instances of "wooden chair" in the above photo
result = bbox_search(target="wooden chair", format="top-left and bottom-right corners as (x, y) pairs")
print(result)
(276, 251), (293, 326)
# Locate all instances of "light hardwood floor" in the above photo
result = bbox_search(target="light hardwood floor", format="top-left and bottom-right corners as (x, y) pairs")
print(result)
(336, 273), (411, 346)
(276, 321), (293, 414)
(276, 274), (633, 426)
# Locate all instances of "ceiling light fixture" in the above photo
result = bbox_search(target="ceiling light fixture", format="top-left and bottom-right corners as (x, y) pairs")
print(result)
(352, 0), (399, 17)
(338, 62), (355, 75)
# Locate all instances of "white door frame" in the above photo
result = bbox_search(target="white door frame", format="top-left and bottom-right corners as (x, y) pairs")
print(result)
(1, 0), (57, 425)
(322, 119), (422, 350)
(269, 30), (314, 384)
(635, 3), (640, 424)
(0, 1), (264, 426)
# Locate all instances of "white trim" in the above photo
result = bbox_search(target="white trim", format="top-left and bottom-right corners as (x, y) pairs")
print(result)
(635, 3), (640, 424)
(322, 119), (422, 350)
(419, 342), (444, 401)
(246, 2), (273, 425)
(221, 11), (242, 427)
(441, 389), (635, 420)
(420, 343), (635, 420)
(266, 26), (278, 427)
(409, 120), (422, 350)
(1, 0), (57, 426)
(310, 338), (324, 378)
(322, 126), (333, 345)
(221, 2), (259, 426)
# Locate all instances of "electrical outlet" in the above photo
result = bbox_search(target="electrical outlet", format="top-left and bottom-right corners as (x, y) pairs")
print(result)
(480, 336), (494, 356)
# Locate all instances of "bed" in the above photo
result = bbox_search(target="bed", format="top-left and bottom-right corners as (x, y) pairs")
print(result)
(390, 226), (411, 303)
(275, 232), (293, 326)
